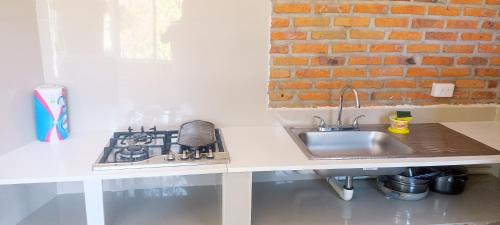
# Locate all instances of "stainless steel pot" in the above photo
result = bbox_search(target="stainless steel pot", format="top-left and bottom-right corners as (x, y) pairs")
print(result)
(385, 167), (438, 194)
(431, 166), (468, 195)
(385, 179), (428, 193)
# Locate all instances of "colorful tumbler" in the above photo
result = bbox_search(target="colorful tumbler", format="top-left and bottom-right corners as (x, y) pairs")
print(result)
(34, 85), (69, 142)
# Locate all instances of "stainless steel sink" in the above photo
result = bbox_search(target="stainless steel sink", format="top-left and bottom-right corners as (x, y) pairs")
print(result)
(296, 130), (414, 159)
(286, 127), (414, 176)
(286, 124), (500, 176)
(287, 127), (415, 160)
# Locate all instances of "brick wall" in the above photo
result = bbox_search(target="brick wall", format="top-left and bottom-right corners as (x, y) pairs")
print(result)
(268, 0), (500, 108)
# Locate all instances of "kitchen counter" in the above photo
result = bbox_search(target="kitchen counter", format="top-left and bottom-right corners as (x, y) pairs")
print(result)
(223, 121), (500, 172)
(0, 132), (226, 185)
(0, 122), (500, 185)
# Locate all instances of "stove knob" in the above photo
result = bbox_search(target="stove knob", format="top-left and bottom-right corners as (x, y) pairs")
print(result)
(180, 150), (189, 160)
(194, 150), (201, 160)
(207, 149), (215, 159)
(166, 152), (175, 161)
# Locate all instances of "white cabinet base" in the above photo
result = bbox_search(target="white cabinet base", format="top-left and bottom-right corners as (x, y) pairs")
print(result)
(222, 172), (252, 225)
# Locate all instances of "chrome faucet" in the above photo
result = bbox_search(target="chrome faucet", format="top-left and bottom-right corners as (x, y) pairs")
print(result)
(314, 85), (365, 131)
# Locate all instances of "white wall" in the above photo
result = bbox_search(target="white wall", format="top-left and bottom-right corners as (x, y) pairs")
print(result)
(496, 106), (500, 122)
(35, 0), (499, 134)
(0, 0), (44, 155)
(37, 0), (274, 133)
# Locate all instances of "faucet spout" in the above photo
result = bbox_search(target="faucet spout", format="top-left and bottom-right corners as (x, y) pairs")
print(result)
(337, 85), (361, 127)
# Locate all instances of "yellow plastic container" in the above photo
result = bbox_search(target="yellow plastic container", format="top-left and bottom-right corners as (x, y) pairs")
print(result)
(388, 114), (413, 134)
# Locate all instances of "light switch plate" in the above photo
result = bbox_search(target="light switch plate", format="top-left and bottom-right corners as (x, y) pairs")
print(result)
(431, 83), (455, 97)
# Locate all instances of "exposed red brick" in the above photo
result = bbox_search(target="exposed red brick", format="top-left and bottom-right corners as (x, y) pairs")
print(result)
(476, 68), (500, 77)
(391, 5), (425, 15)
(348, 56), (382, 65)
(451, 0), (482, 4)
(270, 69), (290, 78)
(482, 21), (500, 30)
(294, 17), (330, 27)
(443, 45), (475, 53)
(274, 4), (311, 13)
(461, 33), (493, 41)
(456, 79), (485, 88)
(412, 19), (444, 28)
(335, 17), (370, 27)
(316, 81), (347, 89)
(270, 45), (288, 54)
(370, 68), (404, 77)
(375, 18), (408, 27)
(278, 81), (312, 89)
(422, 57), (454, 66)
(490, 57), (500, 65)
(384, 56), (416, 65)
(408, 68), (439, 77)
(370, 44), (403, 53)
(486, 0), (500, 4)
(298, 92), (331, 101)
(428, 6), (460, 16)
(352, 80), (383, 88)
(315, 4), (350, 13)
(373, 92), (404, 100)
(488, 80), (498, 88)
(296, 69), (331, 78)
(457, 57), (488, 65)
(353, 4), (386, 14)
(334, 68), (366, 77)
(442, 68), (470, 77)
(385, 80), (417, 88)
(332, 44), (367, 53)
(406, 92), (433, 100)
(478, 45), (500, 53)
(292, 44), (328, 54)
(464, 8), (496, 17)
(311, 57), (346, 66)
(271, 18), (289, 28)
(273, 57), (308, 66)
(311, 31), (346, 40)
(269, 92), (293, 101)
(407, 44), (440, 53)
(420, 80), (453, 88)
(350, 30), (385, 39)
(271, 32), (307, 40)
(471, 91), (497, 99)
(426, 32), (458, 41)
(447, 20), (478, 29)
(389, 31), (422, 40)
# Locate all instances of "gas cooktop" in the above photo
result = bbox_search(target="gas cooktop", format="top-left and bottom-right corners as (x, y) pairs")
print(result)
(93, 126), (230, 171)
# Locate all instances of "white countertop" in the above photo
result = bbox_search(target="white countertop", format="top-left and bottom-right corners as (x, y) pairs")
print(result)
(1, 122), (500, 185)
(0, 132), (226, 185)
(223, 122), (500, 172)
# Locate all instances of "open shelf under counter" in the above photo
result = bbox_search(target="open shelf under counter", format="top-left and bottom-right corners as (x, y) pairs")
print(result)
(18, 194), (87, 225)
(252, 175), (500, 225)
(103, 185), (222, 225)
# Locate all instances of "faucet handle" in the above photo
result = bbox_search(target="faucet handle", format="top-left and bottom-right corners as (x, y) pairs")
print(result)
(352, 114), (365, 129)
(313, 116), (327, 129)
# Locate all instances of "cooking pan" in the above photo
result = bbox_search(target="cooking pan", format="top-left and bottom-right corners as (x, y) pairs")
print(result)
(178, 120), (216, 148)
(431, 166), (468, 195)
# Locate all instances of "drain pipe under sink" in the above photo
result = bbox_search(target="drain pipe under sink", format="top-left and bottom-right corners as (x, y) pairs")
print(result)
(326, 176), (354, 201)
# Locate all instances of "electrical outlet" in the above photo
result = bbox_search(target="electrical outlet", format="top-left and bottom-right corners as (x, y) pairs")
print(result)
(431, 83), (455, 97)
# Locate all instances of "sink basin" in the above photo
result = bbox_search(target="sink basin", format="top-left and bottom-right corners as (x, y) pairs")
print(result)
(287, 128), (414, 176)
(297, 131), (414, 159)
(287, 128), (415, 160)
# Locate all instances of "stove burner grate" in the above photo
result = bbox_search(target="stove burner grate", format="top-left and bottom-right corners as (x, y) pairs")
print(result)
(114, 145), (150, 162)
